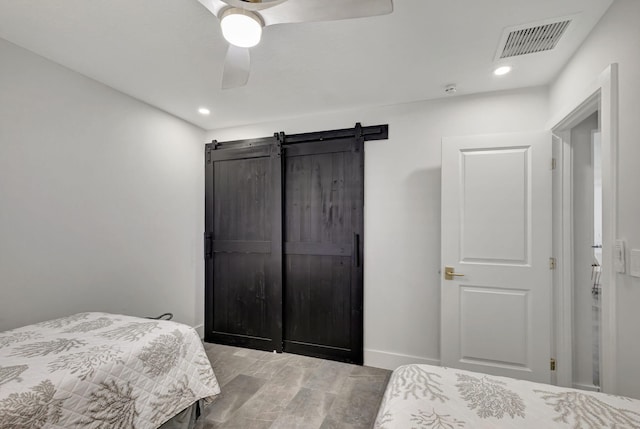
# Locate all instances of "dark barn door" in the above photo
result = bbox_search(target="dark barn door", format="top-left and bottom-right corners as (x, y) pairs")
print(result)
(205, 124), (385, 365)
(283, 137), (364, 364)
(204, 140), (282, 352)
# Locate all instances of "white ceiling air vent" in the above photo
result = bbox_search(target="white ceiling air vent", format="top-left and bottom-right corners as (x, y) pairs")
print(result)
(496, 18), (572, 59)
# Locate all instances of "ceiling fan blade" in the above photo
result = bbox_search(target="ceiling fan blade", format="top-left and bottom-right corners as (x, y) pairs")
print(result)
(222, 45), (251, 89)
(198, 0), (287, 17)
(196, 0), (228, 18)
(221, 0), (288, 12)
(260, 0), (393, 26)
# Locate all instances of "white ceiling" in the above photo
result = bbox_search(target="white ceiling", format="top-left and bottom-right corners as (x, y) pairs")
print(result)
(0, 0), (612, 129)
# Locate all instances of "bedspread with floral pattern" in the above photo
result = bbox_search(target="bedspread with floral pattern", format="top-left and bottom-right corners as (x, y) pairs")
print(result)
(0, 312), (220, 429)
(375, 364), (640, 429)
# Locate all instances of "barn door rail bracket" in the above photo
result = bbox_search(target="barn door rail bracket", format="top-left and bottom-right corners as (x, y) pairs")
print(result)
(272, 132), (285, 158)
(206, 123), (388, 151)
(205, 143), (215, 164)
(279, 123), (388, 145)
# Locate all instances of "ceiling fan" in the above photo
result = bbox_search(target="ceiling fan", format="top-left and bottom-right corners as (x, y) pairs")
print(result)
(197, 0), (393, 89)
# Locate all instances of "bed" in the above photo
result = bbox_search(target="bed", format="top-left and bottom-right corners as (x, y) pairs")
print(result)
(374, 364), (640, 428)
(0, 312), (221, 429)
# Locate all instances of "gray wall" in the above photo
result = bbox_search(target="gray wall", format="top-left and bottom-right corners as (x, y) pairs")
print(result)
(0, 39), (206, 332)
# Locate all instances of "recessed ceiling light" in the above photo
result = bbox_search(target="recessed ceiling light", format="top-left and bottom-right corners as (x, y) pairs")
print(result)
(494, 66), (512, 76)
(198, 107), (211, 115)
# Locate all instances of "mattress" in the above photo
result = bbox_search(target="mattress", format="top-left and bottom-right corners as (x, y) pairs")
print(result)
(374, 364), (640, 428)
(0, 312), (221, 429)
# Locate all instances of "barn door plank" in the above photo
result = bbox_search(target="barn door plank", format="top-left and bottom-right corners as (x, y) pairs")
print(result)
(283, 137), (364, 364)
(204, 140), (282, 352)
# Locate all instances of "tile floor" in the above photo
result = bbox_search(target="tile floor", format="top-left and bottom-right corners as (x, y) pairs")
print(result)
(195, 343), (391, 429)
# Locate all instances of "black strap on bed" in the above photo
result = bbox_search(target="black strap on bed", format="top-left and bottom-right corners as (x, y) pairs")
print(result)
(146, 312), (173, 320)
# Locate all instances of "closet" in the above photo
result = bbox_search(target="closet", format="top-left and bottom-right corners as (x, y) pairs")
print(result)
(204, 123), (387, 364)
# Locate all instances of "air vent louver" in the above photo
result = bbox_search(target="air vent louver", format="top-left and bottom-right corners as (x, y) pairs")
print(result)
(500, 20), (571, 58)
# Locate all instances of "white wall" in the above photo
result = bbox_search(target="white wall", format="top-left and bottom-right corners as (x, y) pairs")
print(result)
(206, 87), (549, 368)
(549, 0), (640, 399)
(0, 38), (206, 332)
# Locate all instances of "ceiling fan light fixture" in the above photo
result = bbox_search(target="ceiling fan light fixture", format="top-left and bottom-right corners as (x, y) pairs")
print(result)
(220, 8), (264, 48)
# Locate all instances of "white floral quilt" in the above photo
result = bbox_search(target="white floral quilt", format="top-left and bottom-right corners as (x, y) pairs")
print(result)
(375, 364), (640, 429)
(0, 312), (221, 429)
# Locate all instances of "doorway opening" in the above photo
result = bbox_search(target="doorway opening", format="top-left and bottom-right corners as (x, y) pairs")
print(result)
(550, 64), (618, 393)
(557, 112), (601, 392)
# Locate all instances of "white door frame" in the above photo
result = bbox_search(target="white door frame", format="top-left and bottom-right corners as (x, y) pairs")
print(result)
(548, 64), (619, 393)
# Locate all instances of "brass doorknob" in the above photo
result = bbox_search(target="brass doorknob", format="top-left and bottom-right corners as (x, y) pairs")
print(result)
(444, 266), (465, 280)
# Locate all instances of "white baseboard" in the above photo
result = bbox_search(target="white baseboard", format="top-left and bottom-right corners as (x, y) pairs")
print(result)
(364, 348), (440, 371)
(572, 382), (601, 392)
(193, 323), (204, 339)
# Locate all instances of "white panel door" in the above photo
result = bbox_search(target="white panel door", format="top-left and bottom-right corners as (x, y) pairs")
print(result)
(441, 131), (552, 383)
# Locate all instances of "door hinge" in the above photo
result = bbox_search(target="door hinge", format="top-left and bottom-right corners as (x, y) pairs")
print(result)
(549, 257), (557, 270)
(550, 358), (556, 371)
(551, 158), (557, 170)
